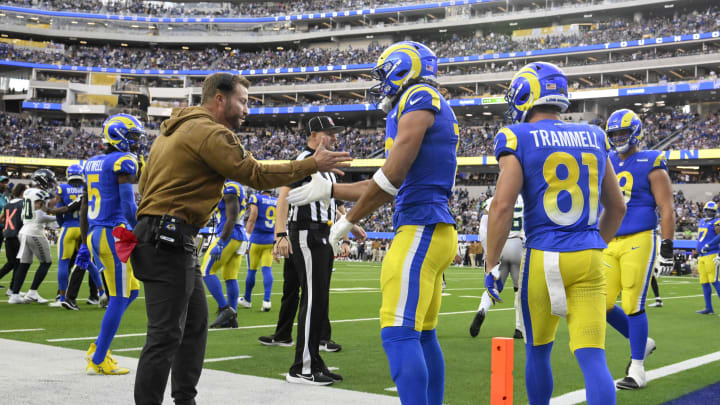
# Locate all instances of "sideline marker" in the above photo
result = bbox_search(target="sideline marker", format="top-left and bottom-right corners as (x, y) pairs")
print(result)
(491, 337), (514, 405)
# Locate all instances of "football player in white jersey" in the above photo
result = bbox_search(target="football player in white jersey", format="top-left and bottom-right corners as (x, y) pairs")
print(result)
(8, 169), (79, 304)
(470, 195), (525, 338)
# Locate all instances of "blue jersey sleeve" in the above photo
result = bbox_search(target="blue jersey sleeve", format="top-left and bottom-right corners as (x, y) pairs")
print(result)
(248, 194), (258, 206)
(650, 151), (668, 172)
(493, 127), (520, 160)
(397, 84), (442, 119)
(55, 185), (65, 206)
(112, 154), (138, 177)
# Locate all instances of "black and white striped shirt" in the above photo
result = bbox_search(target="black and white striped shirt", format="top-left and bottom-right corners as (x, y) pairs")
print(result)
(288, 147), (340, 226)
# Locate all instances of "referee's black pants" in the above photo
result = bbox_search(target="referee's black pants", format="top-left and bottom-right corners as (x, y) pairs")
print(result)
(131, 217), (208, 405)
(0, 237), (20, 288)
(288, 228), (333, 374)
(274, 252), (332, 343)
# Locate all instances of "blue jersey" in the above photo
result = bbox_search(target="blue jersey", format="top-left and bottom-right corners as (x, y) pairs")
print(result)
(494, 119), (610, 252)
(697, 217), (720, 256)
(55, 183), (83, 228)
(83, 151), (138, 228)
(611, 150), (667, 236)
(385, 83), (458, 230)
(248, 193), (277, 245)
(218, 180), (248, 241)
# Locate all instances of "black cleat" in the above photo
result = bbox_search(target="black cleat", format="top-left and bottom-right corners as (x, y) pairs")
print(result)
(209, 306), (237, 328)
(258, 335), (294, 347)
(286, 371), (334, 386)
(616, 376), (643, 390)
(469, 309), (486, 337)
(513, 328), (524, 339)
(61, 299), (80, 311)
(319, 340), (342, 352)
(322, 368), (343, 382)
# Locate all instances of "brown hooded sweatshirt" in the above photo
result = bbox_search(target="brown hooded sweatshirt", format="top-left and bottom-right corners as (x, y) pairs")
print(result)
(137, 106), (317, 228)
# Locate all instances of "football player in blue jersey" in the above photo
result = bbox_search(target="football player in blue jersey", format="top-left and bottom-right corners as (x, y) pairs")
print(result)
(200, 180), (249, 328)
(48, 164), (94, 309)
(243, 190), (278, 312)
(288, 41), (458, 404)
(694, 201), (720, 314)
(603, 109), (675, 390)
(487, 62), (626, 405)
(80, 113), (145, 375)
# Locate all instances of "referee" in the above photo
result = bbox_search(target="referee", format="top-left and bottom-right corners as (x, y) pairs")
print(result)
(273, 116), (358, 385)
(130, 74), (351, 404)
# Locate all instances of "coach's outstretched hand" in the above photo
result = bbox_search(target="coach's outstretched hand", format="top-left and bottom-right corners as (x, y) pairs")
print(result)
(313, 137), (352, 176)
(288, 173), (332, 206)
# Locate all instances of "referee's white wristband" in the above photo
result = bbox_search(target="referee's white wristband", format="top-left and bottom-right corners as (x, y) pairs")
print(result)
(373, 168), (398, 196)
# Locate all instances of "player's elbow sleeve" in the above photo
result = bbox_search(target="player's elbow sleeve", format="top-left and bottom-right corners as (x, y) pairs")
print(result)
(118, 183), (138, 227)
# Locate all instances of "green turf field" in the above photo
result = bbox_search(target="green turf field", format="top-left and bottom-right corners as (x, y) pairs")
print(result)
(1, 251), (720, 405)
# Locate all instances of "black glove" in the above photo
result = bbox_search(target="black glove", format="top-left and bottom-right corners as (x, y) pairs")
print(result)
(67, 198), (82, 212)
(658, 239), (673, 276)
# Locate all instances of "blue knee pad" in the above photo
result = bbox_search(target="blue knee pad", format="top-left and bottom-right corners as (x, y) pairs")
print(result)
(58, 258), (71, 293)
(261, 266), (273, 302)
(606, 305), (629, 339)
(203, 275), (228, 308)
(628, 311), (648, 360)
(382, 327), (428, 405)
(575, 348), (616, 405)
(244, 270), (257, 302)
(420, 329), (444, 405)
(526, 342), (554, 405)
(226, 280), (239, 309)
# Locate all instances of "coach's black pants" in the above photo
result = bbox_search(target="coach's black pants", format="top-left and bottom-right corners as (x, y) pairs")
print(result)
(131, 217), (208, 405)
(288, 228), (333, 374)
(0, 237), (20, 288)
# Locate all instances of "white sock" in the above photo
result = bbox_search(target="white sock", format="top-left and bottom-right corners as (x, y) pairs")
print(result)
(479, 291), (493, 312)
(631, 358), (644, 368)
(28, 289), (37, 295)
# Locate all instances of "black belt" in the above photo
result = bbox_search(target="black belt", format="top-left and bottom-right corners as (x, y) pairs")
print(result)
(138, 215), (200, 237)
(289, 222), (331, 232)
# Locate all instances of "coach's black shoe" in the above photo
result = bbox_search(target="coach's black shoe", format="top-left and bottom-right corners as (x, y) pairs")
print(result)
(319, 340), (342, 352)
(322, 367), (343, 382)
(62, 299), (80, 311)
(286, 371), (334, 386)
(513, 328), (524, 339)
(469, 309), (486, 337)
(210, 306), (236, 328)
(258, 334), (294, 347)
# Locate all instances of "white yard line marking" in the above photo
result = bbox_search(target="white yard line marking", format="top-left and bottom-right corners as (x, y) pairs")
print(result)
(460, 295), (483, 299)
(0, 328), (44, 333)
(550, 351), (720, 405)
(385, 387), (398, 392)
(113, 347), (143, 352)
(204, 355), (252, 363)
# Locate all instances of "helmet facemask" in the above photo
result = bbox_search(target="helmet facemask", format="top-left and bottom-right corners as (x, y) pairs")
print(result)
(608, 129), (632, 153)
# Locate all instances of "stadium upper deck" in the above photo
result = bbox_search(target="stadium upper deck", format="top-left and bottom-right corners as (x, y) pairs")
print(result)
(0, 0), (684, 44)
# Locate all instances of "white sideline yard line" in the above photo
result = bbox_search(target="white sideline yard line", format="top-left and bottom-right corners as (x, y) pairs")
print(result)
(0, 328), (44, 333)
(204, 355), (252, 363)
(113, 347), (143, 352)
(46, 307), (516, 343)
(550, 350), (720, 405)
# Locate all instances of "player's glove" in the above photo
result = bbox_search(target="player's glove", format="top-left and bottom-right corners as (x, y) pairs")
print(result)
(658, 239), (674, 276)
(484, 263), (504, 304)
(287, 173), (332, 206)
(329, 215), (354, 256)
(714, 255), (720, 268)
(701, 245), (710, 254)
(67, 198), (82, 212)
(75, 243), (91, 269)
(211, 238), (227, 260)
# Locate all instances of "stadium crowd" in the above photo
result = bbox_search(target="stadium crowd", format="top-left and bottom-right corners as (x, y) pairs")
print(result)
(0, 6), (717, 74)
(0, 107), (714, 162)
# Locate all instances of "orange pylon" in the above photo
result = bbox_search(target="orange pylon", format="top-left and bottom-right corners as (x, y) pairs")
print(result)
(490, 337), (514, 405)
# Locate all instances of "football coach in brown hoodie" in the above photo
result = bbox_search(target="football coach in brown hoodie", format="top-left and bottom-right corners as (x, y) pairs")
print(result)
(131, 72), (351, 405)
